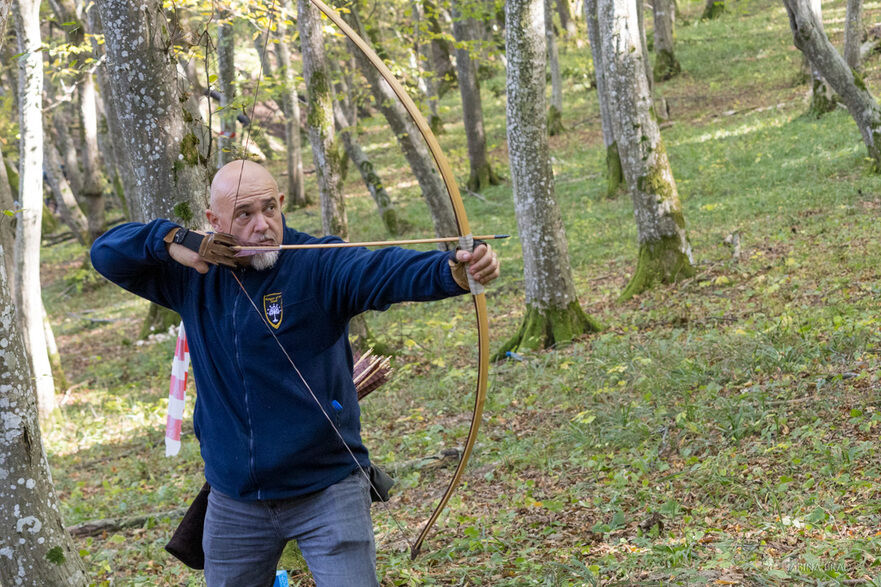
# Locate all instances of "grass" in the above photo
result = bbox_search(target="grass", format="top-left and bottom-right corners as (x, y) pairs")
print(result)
(36, 0), (881, 583)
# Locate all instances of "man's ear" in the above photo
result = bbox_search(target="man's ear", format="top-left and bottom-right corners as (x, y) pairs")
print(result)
(278, 193), (285, 210)
(205, 209), (222, 232)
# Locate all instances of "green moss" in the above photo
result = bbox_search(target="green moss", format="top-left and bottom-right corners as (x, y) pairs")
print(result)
(619, 236), (695, 301)
(547, 105), (566, 136)
(807, 79), (837, 118)
(173, 202), (193, 225)
(492, 300), (602, 360)
(852, 69), (867, 92)
(653, 49), (682, 82)
(467, 162), (503, 193)
(701, 0), (724, 20)
(606, 142), (624, 198)
(306, 70), (333, 131)
(179, 133), (201, 166)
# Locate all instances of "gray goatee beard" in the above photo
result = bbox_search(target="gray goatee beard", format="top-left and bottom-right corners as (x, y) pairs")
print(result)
(250, 249), (279, 271)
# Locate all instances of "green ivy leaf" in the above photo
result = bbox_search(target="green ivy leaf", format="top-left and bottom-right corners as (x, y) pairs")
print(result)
(45, 546), (66, 565)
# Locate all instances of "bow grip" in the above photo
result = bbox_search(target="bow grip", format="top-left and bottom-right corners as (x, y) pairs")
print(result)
(457, 234), (485, 295)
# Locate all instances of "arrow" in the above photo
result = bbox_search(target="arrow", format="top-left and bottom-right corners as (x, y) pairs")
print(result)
(233, 234), (510, 254)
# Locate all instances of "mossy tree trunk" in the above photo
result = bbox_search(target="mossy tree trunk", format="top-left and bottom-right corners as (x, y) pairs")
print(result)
(299, 0), (348, 239)
(497, 0), (602, 359)
(216, 8), (237, 166)
(598, 0), (694, 301)
(545, 0), (566, 136)
(97, 0), (211, 338)
(451, 0), (503, 191)
(804, 0), (837, 118)
(843, 0), (863, 69)
(784, 0), (881, 170)
(652, 0), (681, 81)
(424, 0), (458, 98)
(0, 244), (87, 585)
(701, 0), (724, 19)
(585, 0), (625, 198)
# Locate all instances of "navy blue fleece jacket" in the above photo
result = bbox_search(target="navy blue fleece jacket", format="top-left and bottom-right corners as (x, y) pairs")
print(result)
(91, 219), (466, 500)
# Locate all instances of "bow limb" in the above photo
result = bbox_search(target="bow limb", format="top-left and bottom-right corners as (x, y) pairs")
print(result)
(307, 0), (490, 559)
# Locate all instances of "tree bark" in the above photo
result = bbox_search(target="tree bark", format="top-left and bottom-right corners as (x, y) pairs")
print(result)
(13, 0), (56, 417)
(452, 0), (502, 190)
(0, 148), (15, 287)
(598, 0), (694, 300)
(652, 0), (680, 81)
(0, 244), (87, 586)
(584, 0), (623, 197)
(497, 0), (601, 358)
(333, 102), (402, 235)
(804, 0), (837, 117)
(43, 139), (89, 245)
(338, 0), (458, 243)
(275, 15), (308, 208)
(299, 0), (348, 238)
(78, 72), (106, 242)
(96, 0), (210, 225)
(545, 0), (566, 135)
(51, 107), (85, 199)
(217, 9), (237, 166)
(784, 0), (881, 169)
(844, 0), (863, 69)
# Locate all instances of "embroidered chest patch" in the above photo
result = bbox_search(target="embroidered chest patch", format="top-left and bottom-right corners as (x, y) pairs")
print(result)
(263, 293), (283, 329)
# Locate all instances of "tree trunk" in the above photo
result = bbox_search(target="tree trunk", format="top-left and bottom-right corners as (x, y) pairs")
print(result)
(217, 9), (237, 166)
(0, 245), (87, 587)
(843, 0), (863, 69)
(497, 0), (601, 358)
(275, 15), (308, 208)
(43, 301), (69, 393)
(804, 0), (837, 117)
(338, 1), (458, 243)
(557, 0), (577, 37)
(96, 0), (210, 225)
(412, 0), (443, 133)
(598, 0), (694, 301)
(13, 0), (56, 418)
(299, 0), (348, 239)
(635, 0), (653, 91)
(545, 0), (566, 135)
(0, 148), (16, 286)
(333, 102), (402, 235)
(79, 72), (106, 242)
(652, 0), (680, 81)
(584, 0), (624, 197)
(43, 139), (89, 244)
(51, 107), (85, 199)
(702, 0), (724, 19)
(452, 0), (502, 190)
(424, 0), (458, 98)
(784, 0), (881, 169)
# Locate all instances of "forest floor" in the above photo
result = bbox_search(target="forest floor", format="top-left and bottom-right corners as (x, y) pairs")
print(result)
(39, 0), (881, 584)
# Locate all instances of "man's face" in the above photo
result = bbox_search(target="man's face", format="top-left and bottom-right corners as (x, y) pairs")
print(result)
(207, 161), (285, 270)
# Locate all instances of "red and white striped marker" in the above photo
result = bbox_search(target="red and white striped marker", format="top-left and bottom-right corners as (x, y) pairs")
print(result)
(165, 322), (190, 457)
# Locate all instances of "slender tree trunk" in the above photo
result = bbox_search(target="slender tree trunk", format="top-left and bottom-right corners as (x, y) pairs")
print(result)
(338, 1), (458, 243)
(79, 72), (106, 241)
(0, 149), (15, 286)
(299, 0), (348, 238)
(44, 139), (89, 244)
(598, 0), (694, 301)
(804, 0), (837, 117)
(217, 9), (237, 166)
(702, 0), (724, 19)
(0, 245), (87, 586)
(652, 0), (680, 81)
(43, 301), (69, 392)
(784, 0), (881, 169)
(424, 0), (458, 98)
(51, 107), (85, 199)
(545, 0), (566, 135)
(635, 0), (653, 91)
(13, 0), (56, 417)
(584, 0), (623, 197)
(557, 0), (577, 37)
(412, 0), (443, 132)
(496, 0), (601, 358)
(844, 0), (863, 69)
(275, 15), (308, 208)
(452, 0), (502, 190)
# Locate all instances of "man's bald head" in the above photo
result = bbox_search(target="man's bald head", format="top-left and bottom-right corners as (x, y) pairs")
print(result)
(210, 160), (280, 211)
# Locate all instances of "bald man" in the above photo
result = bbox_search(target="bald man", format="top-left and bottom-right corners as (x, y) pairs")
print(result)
(91, 160), (500, 586)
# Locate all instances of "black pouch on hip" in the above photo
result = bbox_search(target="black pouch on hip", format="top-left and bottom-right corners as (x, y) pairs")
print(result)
(164, 482), (210, 570)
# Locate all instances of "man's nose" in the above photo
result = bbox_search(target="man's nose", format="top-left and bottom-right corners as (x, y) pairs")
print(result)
(253, 212), (269, 233)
